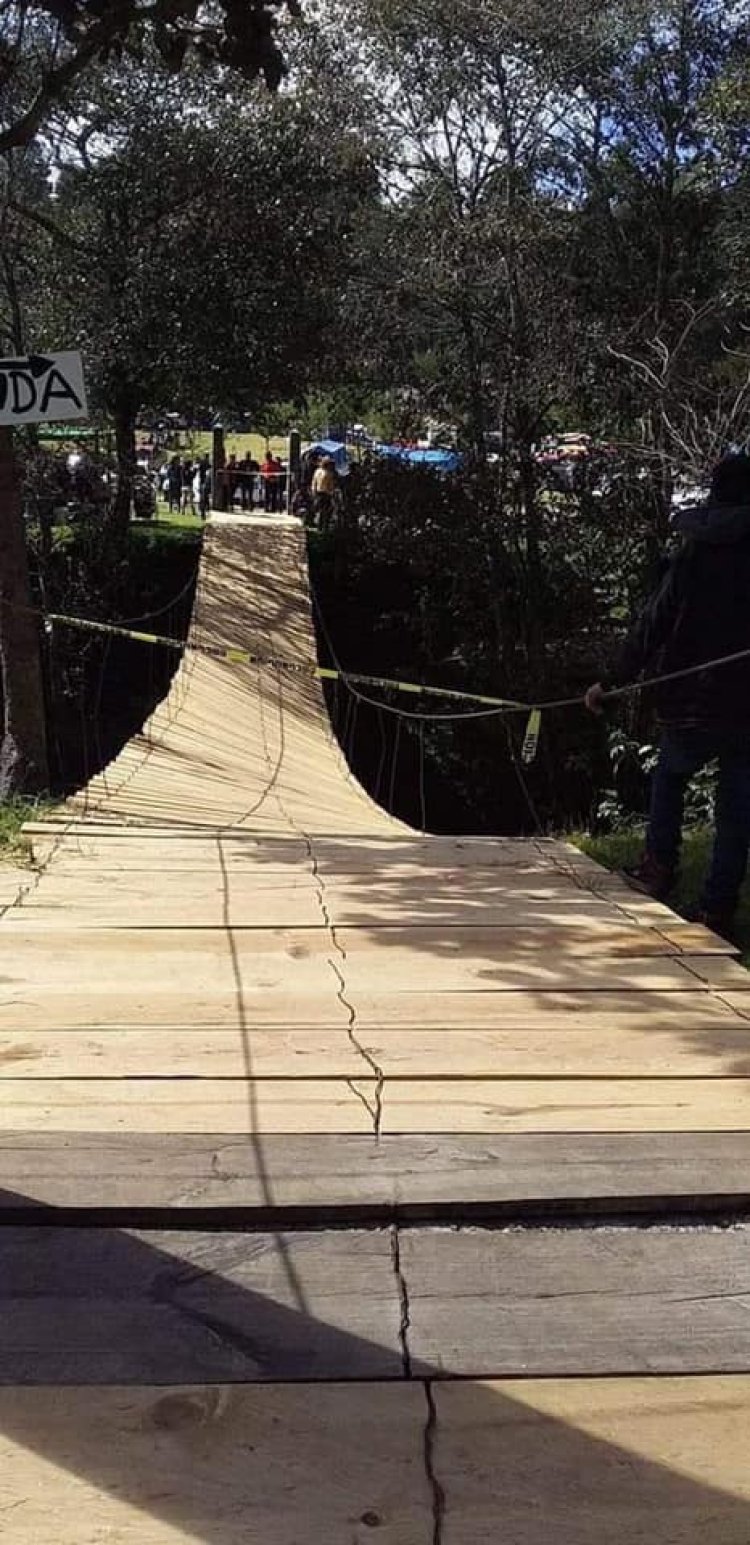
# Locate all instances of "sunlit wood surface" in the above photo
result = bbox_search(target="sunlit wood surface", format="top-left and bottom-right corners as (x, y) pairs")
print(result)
(3, 513), (750, 1541)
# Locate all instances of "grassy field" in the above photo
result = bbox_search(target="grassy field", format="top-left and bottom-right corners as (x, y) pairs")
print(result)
(170, 431), (289, 462)
(574, 826), (750, 967)
(145, 433), (289, 527)
(150, 499), (205, 531)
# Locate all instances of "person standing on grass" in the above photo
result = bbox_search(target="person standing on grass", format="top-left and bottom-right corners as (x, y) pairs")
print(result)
(245, 454), (260, 508)
(237, 453), (253, 510)
(312, 455), (338, 531)
(261, 450), (278, 513)
(271, 454), (286, 512)
(197, 456), (211, 518)
(180, 459), (196, 515)
(225, 454), (239, 511)
(585, 452), (750, 938)
(166, 454), (182, 513)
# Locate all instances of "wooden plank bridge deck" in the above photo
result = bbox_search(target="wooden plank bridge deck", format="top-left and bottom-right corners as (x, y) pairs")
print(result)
(3, 513), (750, 1540)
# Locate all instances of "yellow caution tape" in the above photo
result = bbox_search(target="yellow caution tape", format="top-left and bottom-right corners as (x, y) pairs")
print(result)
(48, 613), (183, 651)
(47, 609), (525, 712)
(521, 708), (542, 763)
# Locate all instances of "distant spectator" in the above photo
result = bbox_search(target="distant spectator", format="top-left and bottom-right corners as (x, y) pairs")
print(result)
(166, 455), (182, 513)
(248, 456), (260, 507)
(225, 454), (239, 511)
(312, 455), (338, 531)
(195, 457), (211, 519)
(238, 453), (258, 510)
(181, 460), (196, 514)
(272, 456), (286, 512)
(261, 451), (284, 513)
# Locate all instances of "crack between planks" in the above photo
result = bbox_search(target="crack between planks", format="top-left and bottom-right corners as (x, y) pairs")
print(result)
(423, 1381), (446, 1545)
(302, 832), (385, 1136)
(330, 952), (384, 1135)
(390, 1223), (412, 1379)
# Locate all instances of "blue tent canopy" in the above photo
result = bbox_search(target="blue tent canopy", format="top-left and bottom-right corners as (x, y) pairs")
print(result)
(306, 439), (349, 474)
(373, 444), (462, 473)
(405, 448), (462, 473)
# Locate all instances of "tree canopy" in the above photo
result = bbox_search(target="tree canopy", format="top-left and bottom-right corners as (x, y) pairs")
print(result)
(0, 0), (301, 152)
(1, 0), (749, 800)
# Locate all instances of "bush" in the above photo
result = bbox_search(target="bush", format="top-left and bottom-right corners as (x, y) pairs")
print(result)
(310, 456), (661, 833)
(23, 494), (202, 794)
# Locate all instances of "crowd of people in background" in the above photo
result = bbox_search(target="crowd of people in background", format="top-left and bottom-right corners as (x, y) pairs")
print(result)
(221, 452), (286, 513)
(162, 455), (212, 518)
(143, 442), (345, 527)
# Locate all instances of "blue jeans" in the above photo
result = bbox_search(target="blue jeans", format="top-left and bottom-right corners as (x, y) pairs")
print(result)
(648, 727), (750, 912)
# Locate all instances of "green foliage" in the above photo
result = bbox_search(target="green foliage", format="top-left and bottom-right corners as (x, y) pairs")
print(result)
(310, 455), (657, 831)
(336, 0), (750, 471)
(29, 72), (377, 432)
(3, 0), (749, 826)
(0, 3), (300, 154)
(14, 442), (201, 794)
(594, 726), (716, 832)
(0, 796), (55, 862)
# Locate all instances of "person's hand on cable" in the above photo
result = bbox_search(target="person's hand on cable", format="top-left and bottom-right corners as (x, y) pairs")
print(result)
(584, 682), (607, 715)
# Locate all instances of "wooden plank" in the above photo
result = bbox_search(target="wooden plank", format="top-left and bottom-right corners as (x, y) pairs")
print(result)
(28, 831), (559, 872)
(659, 922), (738, 954)
(0, 990), (350, 1032)
(1, 982), (742, 1036)
(343, 949), (739, 993)
(675, 956), (750, 990)
(0, 898), (634, 930)
(0, 928), (338, 1006)
(0, 1132), (748, 1211)
(7, 870), (646, 930)
(354, 988), (746, 1031)
(6, 856), (735, 951)
(434, 1376), (750, 1544)
(378, 1077), (750, 1132)
(403, 1225), (750, 1374)
(0, 866), (30, 906)
(0, 1227), (401, 1381)
(17, 1070), (750, 1139)
(3, 927), (737, 1031)
(365, 1022), (750, 1076)
(0, 1079), (378, 1133)
(2, 1379), (750, 1543)
(5, 893), (326, 929)
(333, 921), (736, 959)
(0, 1384), (430, 1543)
(0, 1029), (362, 1078)
(0, 1019), (747, 1080)
(19, 871), (322, 897)
(714, 994), (750, 1017)
(4, 896), (735, 947)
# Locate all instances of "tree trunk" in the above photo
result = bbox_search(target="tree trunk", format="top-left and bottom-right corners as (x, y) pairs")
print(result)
(0, 427), (49, 796)
(110, 406), (136, 531)
(212, 426), (226, 509)
(460, 311), (487, 458)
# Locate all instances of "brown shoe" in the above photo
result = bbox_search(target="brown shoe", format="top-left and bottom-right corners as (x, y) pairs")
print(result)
(622, 853), (676, 901)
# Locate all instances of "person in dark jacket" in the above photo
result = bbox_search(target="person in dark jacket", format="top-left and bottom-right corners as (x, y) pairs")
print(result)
(585, 452), (750, 933)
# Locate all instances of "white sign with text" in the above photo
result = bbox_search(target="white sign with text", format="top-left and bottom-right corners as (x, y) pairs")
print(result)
(0, 352), (88, 426)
